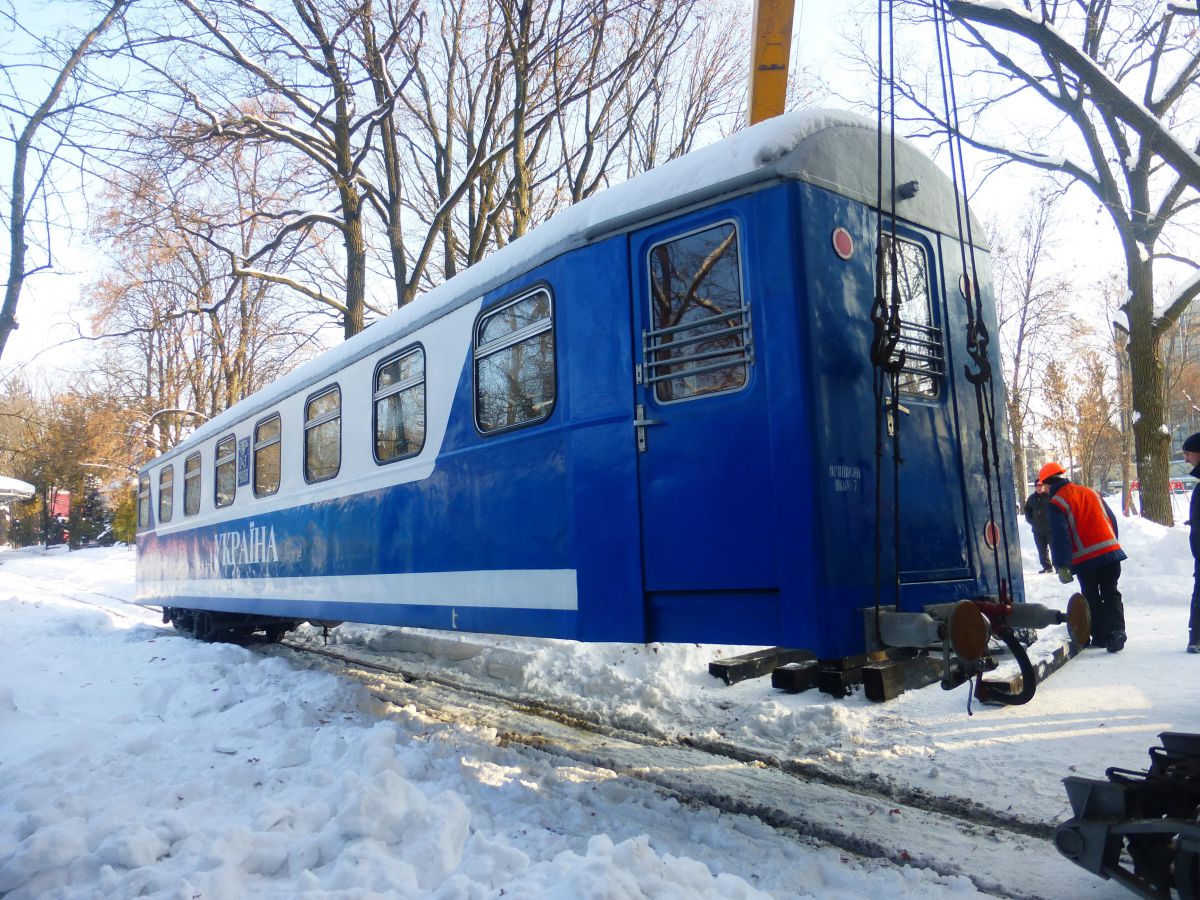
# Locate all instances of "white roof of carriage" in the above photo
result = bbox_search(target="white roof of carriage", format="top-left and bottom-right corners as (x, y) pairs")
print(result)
(0, 475), (35, 502)
(154, 109), (980, 464)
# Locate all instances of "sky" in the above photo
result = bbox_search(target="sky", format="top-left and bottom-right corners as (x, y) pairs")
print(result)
(1, 504), (1194, 897)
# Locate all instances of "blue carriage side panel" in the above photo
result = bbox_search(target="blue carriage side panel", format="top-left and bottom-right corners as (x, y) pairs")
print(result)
(752, 182), (822, 652)
(436, 237), (648, 642)
(798, 183), (885, 658)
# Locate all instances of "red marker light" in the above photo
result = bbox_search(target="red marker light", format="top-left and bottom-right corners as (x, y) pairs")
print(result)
(832, 227), (853, 260)
(984, 521), (999, 549)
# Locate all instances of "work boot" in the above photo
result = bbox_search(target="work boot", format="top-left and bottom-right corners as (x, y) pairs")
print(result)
(1106, 632), (1127, 653)
(1188, 632), (1200, 654)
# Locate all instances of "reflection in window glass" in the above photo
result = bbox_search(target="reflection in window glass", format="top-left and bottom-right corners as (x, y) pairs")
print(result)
(375, 348), (425, 462)
(647, 223), (749, 402)
(158, 466), (174, 524)
(880, 234), (942, 398)
(215, 435), (236, 508)
(137, 474), (151, 528)
(305, 387), (341, 482)
(475, 291), (555, 433)
(254, 415), (281, 496)
(184, 453), (201, 516)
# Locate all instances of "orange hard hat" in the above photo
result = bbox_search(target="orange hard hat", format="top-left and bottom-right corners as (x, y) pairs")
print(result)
(1037, 462), (1066, 483)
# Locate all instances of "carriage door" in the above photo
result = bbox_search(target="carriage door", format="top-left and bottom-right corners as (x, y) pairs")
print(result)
(631, 217), (778, 599)
(884, 231), (972, 581)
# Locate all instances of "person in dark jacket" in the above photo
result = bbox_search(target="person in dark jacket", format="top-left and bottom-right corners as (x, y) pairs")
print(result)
(1039, 461), (1128, 652)
(1183, 432), (1200, 653)
(1023, 482), (1053, 573)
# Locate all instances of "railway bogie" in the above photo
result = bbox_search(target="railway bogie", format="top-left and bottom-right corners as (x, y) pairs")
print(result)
(164, 607), (301, 644)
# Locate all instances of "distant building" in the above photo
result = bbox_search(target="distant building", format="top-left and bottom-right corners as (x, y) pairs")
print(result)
(0, 476), (35, 546)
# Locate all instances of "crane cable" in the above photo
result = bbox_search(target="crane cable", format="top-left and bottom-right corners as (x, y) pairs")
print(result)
(871, 0), (906, 642)
(930, 0), (1015, 601)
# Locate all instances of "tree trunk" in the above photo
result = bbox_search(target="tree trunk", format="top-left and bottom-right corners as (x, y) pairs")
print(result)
(1127, 259), (1172, 524)
(359, 1), (409, 310)
(508, 0), (532, 241)
(1115, 331), (1135, 515)
(1007, 393), (1027, 499)
(343, 202), (367, 339)
(0, 131), (31, 361)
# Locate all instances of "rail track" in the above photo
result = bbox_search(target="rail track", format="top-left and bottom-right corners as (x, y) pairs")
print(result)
(264, 636), (1110, 900)
(2, 566), (146, 622)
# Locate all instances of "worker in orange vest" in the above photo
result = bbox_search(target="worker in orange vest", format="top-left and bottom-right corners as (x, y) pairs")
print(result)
(1038, 462), (1128, 652)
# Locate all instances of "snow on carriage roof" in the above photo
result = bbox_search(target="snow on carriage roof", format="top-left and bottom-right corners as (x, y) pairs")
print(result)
(150, 109), (972, 464)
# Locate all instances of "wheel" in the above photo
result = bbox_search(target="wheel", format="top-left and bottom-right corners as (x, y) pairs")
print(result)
(193, 611), (214, 641)
(170, 609), (195, 636)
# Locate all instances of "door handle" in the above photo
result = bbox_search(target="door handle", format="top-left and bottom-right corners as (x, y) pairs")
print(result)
(885, 400), (909, 437)
(635, 404), (661, 452)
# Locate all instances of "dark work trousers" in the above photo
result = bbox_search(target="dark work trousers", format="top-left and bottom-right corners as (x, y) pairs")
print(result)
(1033, 529), (1052, 571)
(1190, 560), (1200, 637)
(1077, 561), (1125, 643)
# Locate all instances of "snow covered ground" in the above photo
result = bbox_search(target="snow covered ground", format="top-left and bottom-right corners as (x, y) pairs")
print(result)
(1, 513), (1194, 898)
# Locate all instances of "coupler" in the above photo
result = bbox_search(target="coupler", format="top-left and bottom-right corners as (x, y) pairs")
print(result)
(868, 592), (1090, 705)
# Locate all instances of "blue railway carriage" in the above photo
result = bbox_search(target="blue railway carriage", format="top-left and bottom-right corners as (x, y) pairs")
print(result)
(136, 109), (1024, 661)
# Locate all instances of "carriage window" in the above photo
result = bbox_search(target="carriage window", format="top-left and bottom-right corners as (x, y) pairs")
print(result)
(375, 347), (425, 462)
(158, 466), (174, 524)
(183, 453), (201, 516)
(137, 474), (151, 528)
(214, 434), (237, 508)
(881, 234), (943, 398)
(305, 386), (341, 482)
(645, 221), (751, 403)
(254, 415), (281, 496)
(475, 289), (555, 433)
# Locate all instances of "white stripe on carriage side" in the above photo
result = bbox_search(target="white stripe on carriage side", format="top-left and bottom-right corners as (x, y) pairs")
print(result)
(135, 569), (579, 611)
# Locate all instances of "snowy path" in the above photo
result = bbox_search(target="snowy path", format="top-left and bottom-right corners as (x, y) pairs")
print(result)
(5, 515), (1193, 898)
(268, 638), (1105, 899)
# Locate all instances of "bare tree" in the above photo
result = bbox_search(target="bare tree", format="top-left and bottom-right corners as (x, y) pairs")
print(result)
(86, 147), (323, 454)
(0, 0), (130, 363)
(116, 0), (753, 345)
(126, 0), (423, 338)
(903, 0), (1200, 523)
(994, 190), (1070, 493)
(396, 0), (743, 290)
(621, 0), (747, 175)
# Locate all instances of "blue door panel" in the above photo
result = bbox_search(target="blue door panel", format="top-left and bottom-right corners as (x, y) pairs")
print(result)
(630, 203), (780, 596)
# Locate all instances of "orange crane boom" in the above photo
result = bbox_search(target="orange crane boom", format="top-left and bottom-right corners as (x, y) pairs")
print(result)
(749, 0), (796, 124)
